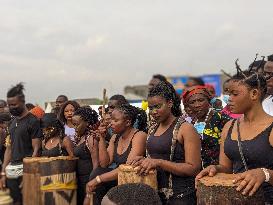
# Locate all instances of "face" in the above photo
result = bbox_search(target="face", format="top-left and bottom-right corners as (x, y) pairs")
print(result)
(223, 81), (231, 95)
(7, 96), (26, 117)
(108, 100), (119, 114)
(148, 78), (161, 91)
(148, 96), (172, 123)
(110, 110), (130, 134)
(104, 113), (112, 127)
(228, 81), (255, 114)
(264, 61), (273, 95)
(187, 94), (210, 119)
(64, 104), (75, 121)
(72, 115), (88, 137)
(101, 196), (116, 205)
(0, 102), (6, 113)
(207, 87), (215, 97)
(55, 96), (67, 108)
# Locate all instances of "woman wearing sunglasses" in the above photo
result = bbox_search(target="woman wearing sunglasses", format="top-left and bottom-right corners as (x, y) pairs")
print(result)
(41, 113), (74, 157)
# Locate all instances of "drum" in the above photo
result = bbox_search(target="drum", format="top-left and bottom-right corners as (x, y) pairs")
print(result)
(118, 164), (157, 190)
(0, 190), (13, 205)
(23, 156), (77, 205)
(196, 173), (264, 205)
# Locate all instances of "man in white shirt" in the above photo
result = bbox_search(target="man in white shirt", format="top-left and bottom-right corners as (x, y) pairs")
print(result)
(263, 54), (273, 116)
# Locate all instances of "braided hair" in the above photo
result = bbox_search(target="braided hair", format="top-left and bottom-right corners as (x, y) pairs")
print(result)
(232, 59), (267, 102)
(148, 81), (182, 117)
(73, 106), (99, 126)
(115, 104), (147, 133)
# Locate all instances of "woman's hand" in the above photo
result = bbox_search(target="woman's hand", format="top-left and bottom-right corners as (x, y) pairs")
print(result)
(86, 178), (99, 194)
(233, 168), (265, 196)
(136, 158), (159, 175)
(195, 165), (218, 188)
(128, 156), (145, 167)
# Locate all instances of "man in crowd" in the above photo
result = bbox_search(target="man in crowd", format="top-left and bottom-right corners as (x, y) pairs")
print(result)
(263, 54), (273, 116)
(0, 83), (42, 205)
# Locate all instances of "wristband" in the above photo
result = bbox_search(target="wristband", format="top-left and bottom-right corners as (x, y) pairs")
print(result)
(96, 175), (102, 184)
(261, 168), (270, 182)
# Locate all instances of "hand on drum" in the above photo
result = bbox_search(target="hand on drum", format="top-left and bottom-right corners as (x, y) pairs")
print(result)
(233, 168), (265, 196)
(86, 178), (99, 194)
(128, 156), (145, 167)
(135, 158), (158, 176)
(195, 165), (218, 188)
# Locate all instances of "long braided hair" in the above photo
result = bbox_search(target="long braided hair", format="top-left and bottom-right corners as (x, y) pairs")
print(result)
(148, 81), (182, 117)
(115, 104), (148, 133)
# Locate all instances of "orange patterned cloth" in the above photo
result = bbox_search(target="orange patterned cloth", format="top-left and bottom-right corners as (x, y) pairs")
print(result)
(30, 106), (45, 119)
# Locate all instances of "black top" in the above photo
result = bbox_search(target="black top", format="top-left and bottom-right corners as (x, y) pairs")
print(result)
(9, 113), (42, 164)
(41, 143), (68, 157)
(113, 130), (139, 167)
(225, 120), (273, 203)
(147, 119), (195, 197)
(74, 142), (92, 176)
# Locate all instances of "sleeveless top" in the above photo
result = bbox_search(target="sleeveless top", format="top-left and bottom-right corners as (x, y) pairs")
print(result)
(41, 142), (68, 157)
(225, 120), (273, 203)
(147, 119), (195, 197)
(112, 130), (139, 167)
(74, 142), (92, 176)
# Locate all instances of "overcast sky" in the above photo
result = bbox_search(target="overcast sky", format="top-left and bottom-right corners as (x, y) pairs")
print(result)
(0, 0), (272, 105)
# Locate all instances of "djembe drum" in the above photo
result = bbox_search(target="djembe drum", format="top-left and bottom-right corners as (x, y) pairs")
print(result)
(196, 173), (264, 205)
(0, 190), (13, 205)
(118, 164), (157, 190)
(23, 156), (77, 205)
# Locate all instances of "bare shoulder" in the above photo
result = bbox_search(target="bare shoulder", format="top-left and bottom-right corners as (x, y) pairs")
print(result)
(133, 131), (147, 142)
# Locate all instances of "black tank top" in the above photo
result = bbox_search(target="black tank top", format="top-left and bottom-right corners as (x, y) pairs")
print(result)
(225, 120), (273, 203)
(41, 144), (68, 157)
(113, 130), (139, 166)
(147, 119), (195, 197)
(74, 143), (92, 176)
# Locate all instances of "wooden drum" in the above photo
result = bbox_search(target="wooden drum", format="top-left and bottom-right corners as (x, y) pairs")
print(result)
(0, 190), (13, 205)
(196, 173), (264, 205)
(23, 156), (77, 205)
(118, 164), (157, 190)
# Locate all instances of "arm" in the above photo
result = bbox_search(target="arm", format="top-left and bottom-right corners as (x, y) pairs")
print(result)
(0, 146), (11, 189)
(99, 135), (117, 168)
(62, 137), (74, 157)
(32, 138), (41, 157)
(153, 123), (201, 176)
(87, 136), (100, 170)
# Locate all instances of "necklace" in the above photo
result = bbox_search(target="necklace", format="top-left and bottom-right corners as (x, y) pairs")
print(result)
(194, 108), (213, 138)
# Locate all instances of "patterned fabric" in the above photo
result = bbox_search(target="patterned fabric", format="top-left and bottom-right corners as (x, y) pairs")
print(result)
(199, 111), (230, 168)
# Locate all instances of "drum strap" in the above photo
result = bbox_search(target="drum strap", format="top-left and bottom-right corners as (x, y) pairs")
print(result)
(159, 116), (185, 199)
(236, 120), (248, 171)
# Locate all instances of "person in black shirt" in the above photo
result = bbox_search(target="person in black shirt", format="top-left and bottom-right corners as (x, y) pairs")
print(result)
(0, 83), (42, 205)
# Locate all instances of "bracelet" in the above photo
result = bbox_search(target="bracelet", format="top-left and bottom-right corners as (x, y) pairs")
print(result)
(96, 175), (102, 184)
(261, 168), (270, 182)
(0, 172), (6, 176)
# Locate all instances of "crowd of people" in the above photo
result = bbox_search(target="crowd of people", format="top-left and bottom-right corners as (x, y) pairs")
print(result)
(0, 54), (272, 205)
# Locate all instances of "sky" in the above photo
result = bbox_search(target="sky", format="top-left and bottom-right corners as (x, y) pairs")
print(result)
(0, 0), (272, 105)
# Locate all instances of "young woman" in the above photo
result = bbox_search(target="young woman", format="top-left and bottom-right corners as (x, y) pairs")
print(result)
(183, 86), (230, 168)
(72, 107), (100, 205)
(196, 71), (273, 204)
(84, 104), (147, 205)
(131, 81), (201, 205)
(40, 113), (74, 157)
(59, 100), (80, 143)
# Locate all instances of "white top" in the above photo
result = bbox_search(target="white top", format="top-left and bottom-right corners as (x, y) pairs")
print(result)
(262, 96), (273, 116)
(64, 124), (76, 142)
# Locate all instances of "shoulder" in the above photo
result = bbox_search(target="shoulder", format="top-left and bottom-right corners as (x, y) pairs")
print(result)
(132, 131), (147, 142)
(221, 119), (236, 140)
